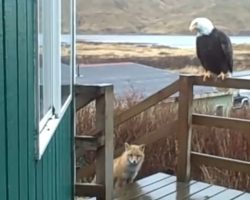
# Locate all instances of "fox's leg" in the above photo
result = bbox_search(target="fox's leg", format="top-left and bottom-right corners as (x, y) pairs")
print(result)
(127, 178), (134, 184)
(114, 178), (121, 189)
(121, 179), (127, 187)
(115, 178), (126, 189)
(128, 173), (138, 184)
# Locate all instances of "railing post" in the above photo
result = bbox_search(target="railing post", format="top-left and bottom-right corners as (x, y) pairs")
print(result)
(177, 75), (193, 182)
(95, 84), (114, 200)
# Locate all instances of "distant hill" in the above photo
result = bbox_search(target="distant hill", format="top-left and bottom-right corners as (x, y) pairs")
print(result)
(76, 0), (250, 35)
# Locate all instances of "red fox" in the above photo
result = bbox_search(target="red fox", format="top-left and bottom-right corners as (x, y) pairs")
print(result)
(92, 143), (145, 189)
(113, 143), (145, 188)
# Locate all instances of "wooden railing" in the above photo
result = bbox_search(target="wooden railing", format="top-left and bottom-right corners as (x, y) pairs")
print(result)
(114, 80), (179, 126)
(75, 84), (114, 200)
(76, 80), (179, 180)
(177, 75), (250, 182)
(75, 75), (250, 198)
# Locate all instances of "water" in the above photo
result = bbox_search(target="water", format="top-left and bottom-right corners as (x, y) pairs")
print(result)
(75, 34), (250, 48)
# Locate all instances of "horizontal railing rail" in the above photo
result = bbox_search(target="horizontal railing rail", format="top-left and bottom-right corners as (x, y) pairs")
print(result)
(114, 80), (179, 126)
(75, 84), (114, 199)
(191, 152), (250, 174)
(76, 80), (179, 180)
(192, 75), (250, 90)
(76, 74), (250, 196)
(192, 113), (250, 133)
(177, 75), (250, 182)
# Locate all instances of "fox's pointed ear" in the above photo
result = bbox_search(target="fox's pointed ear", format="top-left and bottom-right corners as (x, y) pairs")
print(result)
(139, 144), (145, 152)
(125, 142), (130, 151)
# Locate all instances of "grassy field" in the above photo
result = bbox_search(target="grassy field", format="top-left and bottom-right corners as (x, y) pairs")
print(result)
(75, 42), (250, 72)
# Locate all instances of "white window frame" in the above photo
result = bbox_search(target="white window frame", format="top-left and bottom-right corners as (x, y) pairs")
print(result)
(37, 0), (75, 160)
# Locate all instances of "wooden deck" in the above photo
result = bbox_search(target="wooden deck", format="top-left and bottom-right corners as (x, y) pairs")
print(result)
(75, 76), (250, 199)
(114, 173), (250, 200)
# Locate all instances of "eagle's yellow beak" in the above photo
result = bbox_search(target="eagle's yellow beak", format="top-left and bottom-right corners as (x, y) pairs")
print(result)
(189, 24), (196, 32)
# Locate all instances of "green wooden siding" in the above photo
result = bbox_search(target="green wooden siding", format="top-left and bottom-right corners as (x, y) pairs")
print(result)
(5, 0), (19, 199)
(36, 107), (73, 200)
(0, 0), (7, 199)
(0, 0), (74, 200)
(18, 0), (29, 199)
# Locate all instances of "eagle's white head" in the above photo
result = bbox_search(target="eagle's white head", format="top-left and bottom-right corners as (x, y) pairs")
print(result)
(189, 17), (214, 36)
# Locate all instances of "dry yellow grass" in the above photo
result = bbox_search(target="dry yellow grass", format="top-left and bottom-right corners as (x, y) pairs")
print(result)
(74, 42), (250, 71)
(76, 42), (195, 58)
(174, 65), (204, 74)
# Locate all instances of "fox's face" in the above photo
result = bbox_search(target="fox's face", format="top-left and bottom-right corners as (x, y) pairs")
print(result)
(124, 143), (145, 165)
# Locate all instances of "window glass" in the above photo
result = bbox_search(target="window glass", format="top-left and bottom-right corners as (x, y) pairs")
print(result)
(61, 0), (72, 106)
(37, 0), (74, 159)
(38, 0), (52, 122)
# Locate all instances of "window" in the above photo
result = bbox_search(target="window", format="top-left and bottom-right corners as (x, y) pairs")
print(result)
(37, 0), (74, 160)
(61, 0), (72, 107)
(38, 0), (53, 130)
(215, 105), (224, 116)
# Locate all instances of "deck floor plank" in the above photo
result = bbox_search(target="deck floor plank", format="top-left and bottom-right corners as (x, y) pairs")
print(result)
(209, 188), (245, 200)
(133, 180), (178, 200)
(183, 184), (227, 200)
(116, 174), (175, 200)
(78, 173), (250, 200)
(180, 182), (212, 199)
(156, 181), (200, 200)
(231, 192), (250, 200)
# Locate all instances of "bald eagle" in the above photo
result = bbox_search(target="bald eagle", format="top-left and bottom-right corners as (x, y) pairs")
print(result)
(189, 17), (233, 81)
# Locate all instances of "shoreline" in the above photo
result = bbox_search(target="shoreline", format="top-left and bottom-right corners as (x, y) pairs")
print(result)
(73, 42), (250, 73)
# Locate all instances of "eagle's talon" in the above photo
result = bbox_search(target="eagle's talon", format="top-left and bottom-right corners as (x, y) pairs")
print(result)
(202, 71), (211, 81)
(217, 72), (226, 80)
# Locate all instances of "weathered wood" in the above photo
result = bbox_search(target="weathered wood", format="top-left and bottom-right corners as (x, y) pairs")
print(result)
(116, 173), (250, 200)
(75, 135), (98, 142)
(75, 74), (250, 198)
(95, 85), (114, 200)
(193, 113), (250, 133)
(76, 81), (179, 181)
(75, 135), (104, 168)
(115, 80), (179, 126)
(209, 188), (245, 200)
(75, 183), (104, 198)
(233, 192), (250, 199)
(114, 121), (177, 157)
(117, 173), (174, 199)
(185, 184), (226, 199)
(79, 128), (103, 136)
(76, 121), (177, 179)
(193, 75), (250, 90)
(177, 75), (193, 182)
(75, 133), (103, 181)
(191, 152), (250, 174)
(162, 181), (195, 200)
(75, 135), (104, 151)
(127, 176), (177, 199)
(156, 181), (209, 200)
(75, 84), (106, 111)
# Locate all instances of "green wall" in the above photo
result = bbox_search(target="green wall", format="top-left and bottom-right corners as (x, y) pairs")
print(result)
(0, 0), (74, 199)
(194, 94), (233, 116)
